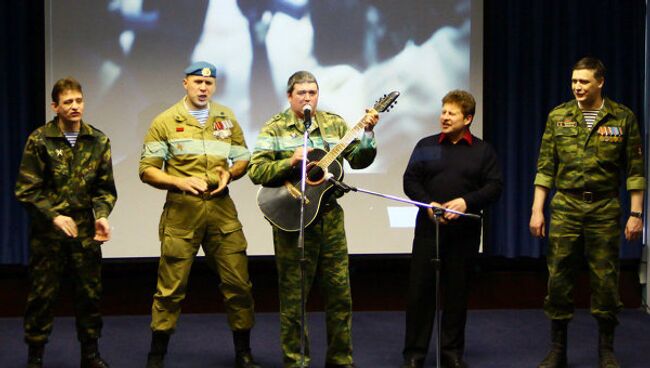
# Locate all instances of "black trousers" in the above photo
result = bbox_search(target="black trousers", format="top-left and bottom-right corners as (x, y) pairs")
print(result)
(402, 227), (478, 360)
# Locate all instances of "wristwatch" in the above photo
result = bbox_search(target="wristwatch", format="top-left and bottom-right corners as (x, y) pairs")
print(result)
(629, 211), (643, 218)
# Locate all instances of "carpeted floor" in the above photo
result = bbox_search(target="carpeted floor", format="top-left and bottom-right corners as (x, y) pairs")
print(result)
(1, 309), (648, 367)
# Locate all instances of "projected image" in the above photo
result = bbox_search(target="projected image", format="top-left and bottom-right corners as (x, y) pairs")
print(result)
(46, 0), (475, 257)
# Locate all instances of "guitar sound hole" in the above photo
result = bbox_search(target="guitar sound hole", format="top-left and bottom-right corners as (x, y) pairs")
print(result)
(306, 163), (325, 185)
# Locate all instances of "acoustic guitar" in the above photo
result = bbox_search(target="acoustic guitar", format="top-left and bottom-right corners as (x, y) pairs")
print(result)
(256, 91), (400, 231)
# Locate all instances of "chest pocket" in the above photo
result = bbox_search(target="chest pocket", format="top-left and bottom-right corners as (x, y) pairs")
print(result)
(596, 124), (624, 161)
(168, 133), (194, 156)
(554, 127), (578, 162)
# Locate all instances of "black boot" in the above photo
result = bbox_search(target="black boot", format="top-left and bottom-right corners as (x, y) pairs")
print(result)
(27, 344), (44, 368)
(80, 339), (110, 368)
(537, 320), (568, 368)
(146, 331), (170, 368)
(233, 330), (261, 368)
(598, 320), (620, 368)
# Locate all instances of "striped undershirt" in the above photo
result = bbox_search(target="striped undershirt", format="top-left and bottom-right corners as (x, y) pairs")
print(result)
(186, 99), (210, 126)
(64, 132), (79, 147)
(580, 100), (604, 130)
(582, 109), (599, 130)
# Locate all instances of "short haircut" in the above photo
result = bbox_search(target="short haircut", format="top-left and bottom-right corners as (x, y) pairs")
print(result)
(286, 71), (318, 94)
(442, 89), (475, 117)
(51, 77), (83, 104)
(573, 57), (606, 80)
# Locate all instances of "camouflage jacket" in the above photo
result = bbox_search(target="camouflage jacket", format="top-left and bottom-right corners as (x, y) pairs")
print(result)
(15, 118), (117, 225)
(248, 108), (376, 185)
(139, 98), (251, 188)
(534, 98), (645, 192)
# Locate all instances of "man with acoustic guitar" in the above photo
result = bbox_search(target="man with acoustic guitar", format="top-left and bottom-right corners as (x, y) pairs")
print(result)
(249, 71), (379, 368)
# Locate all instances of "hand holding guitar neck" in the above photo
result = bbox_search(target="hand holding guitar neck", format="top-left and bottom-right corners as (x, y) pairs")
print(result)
(363, 108), (380, 131)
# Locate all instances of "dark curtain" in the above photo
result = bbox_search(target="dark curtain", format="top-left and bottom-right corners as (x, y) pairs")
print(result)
(0, 1), (44, 264)
(483, 0), (647, 258)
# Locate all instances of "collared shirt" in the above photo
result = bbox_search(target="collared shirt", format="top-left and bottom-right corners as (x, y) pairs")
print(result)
(139, 98), (251, 188)
(438, 129), (473, 145)
(534, 98), (645, 192)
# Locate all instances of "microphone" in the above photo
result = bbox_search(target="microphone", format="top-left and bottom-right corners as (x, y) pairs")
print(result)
(303, 104), (312, 129)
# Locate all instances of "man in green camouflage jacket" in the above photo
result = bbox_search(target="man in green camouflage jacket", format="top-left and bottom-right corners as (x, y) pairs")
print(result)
(139, 61), (260, 368)
(530, 57), (645, 368)
(249, 71), (379, 368)
(15, 77), (117, 368)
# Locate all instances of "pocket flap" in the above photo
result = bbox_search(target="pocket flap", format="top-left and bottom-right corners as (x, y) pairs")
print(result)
(164, 226), (194, 240)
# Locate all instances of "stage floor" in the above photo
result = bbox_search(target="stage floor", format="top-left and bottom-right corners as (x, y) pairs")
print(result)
(1, 309), (648, 367)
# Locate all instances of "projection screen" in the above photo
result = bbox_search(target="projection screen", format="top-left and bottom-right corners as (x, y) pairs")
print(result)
(45, 0), (483, 257)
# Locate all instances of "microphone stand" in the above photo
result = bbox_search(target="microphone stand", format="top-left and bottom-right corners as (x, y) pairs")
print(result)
(326, 176), (480, 368)
(297, 111), (311, 368)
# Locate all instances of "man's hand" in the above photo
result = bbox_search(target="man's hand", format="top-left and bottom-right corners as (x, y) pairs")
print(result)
(427, 201), (448, 224)
(290, 147), (313, 167)
(94, 217), (111, 242)
(53, 215), (78, 238)
(443, 198), (467, 221)
(625, 216), (643, 241)
(210, 167), (232, 195)
(529, 210), (546, 238)
(174, 176), (208, 195)
(363, 108), (380, 131)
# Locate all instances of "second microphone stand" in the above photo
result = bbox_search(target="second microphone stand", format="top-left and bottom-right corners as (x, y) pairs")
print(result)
(326, 176), (480, 368)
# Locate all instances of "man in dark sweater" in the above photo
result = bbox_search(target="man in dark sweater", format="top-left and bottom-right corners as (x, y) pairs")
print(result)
(400, 90), (502, 368)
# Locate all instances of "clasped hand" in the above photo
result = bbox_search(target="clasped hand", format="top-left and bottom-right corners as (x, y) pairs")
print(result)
(426, 198), (467, 224)
(175, 168), (231, 195)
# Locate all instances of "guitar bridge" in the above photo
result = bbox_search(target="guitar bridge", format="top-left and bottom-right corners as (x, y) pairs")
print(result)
(284, 182), (310, 204)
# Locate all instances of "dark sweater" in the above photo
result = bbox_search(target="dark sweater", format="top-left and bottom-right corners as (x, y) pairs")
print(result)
(403, 133), (503, 237)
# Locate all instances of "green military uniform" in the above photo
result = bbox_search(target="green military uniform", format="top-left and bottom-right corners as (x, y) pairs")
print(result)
(15, 118), (117, 344)
(534, 98), (645, 323)
(139, 98), (255, 333)
(249, 109), (376, 367)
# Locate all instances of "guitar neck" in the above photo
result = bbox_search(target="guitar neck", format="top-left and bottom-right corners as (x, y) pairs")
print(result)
(317, 119), (368, 169)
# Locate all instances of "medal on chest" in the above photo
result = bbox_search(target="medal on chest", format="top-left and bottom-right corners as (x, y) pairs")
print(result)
(597, 126), (623, 143)
(213, 119), (233, 139)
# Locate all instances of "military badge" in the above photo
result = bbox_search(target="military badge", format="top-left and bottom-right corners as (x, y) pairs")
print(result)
(557, 121), (577, 128)
(201, 67), (212, 77)
(213, 119), (233, 139)
(55, 149), (64, 157)
(597, 126), (623, 143)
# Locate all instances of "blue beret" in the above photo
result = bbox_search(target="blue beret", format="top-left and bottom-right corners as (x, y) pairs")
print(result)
(184, 61), (217, 78)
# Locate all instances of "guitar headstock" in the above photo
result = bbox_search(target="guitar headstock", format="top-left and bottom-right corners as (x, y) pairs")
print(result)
(373, 91), (400, 113)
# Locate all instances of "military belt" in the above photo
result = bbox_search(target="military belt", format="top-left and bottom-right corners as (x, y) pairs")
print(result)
(168, 187), (229, 200)
(559, 189), (617, 203)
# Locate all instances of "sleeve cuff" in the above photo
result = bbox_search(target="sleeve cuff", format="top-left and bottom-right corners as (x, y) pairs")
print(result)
(534, 174), (554, 189)
(626, 177), (646, 191)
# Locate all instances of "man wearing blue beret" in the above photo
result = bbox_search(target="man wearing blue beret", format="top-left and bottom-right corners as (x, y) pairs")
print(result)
(139, 61), (261, 368)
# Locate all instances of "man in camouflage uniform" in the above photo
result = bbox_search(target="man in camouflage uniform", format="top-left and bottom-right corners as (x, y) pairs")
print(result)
(248, 71), (379, 368)
(139, 61), (260, 368)
(15, 77), (117, 368)
(530, 57), (645, 368)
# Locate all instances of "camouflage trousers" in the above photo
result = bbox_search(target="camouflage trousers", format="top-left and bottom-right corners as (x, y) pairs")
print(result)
(24, 212), (103, 345)
(272, 203), (353, 367)
(151, 191), (255, 333)
(545, 191), (623, 323)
